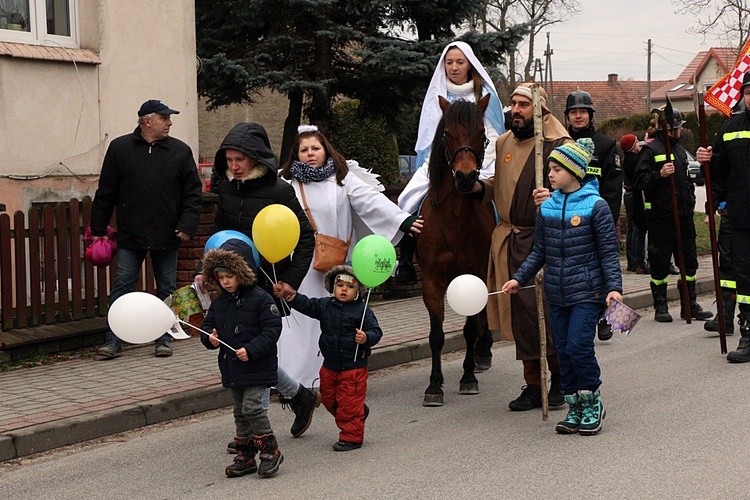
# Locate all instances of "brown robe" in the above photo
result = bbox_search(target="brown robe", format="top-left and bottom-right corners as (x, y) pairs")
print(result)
(483, 113), (570, 360)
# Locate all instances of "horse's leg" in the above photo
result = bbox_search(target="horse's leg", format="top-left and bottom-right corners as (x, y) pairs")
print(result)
(474, 308), (493, 372)
(422, 280), (446, 407)
(459, 314), (480, 394)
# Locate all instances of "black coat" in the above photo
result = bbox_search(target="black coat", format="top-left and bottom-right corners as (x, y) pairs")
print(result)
(633, 135), (695, 220)
(711, 110), (750, 229)
(90, 127), (202, 249)
(289, 293), (382, 372)
(211, 123), (315, 293)
(569, 126), (623, 220)
(201, 284), (281, 388)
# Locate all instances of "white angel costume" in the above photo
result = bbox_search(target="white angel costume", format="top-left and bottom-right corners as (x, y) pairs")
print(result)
(278, 161), (411, 387)
(397, 41), (506, 214)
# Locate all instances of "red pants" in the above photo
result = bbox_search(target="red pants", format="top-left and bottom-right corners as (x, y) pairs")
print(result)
(319, 366), (368, 443)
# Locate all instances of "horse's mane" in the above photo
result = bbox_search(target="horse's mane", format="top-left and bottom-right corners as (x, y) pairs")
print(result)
(427, 99), (485, 191)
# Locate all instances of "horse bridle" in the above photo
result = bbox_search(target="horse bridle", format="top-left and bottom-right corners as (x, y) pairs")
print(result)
(443, 133), (490, 176)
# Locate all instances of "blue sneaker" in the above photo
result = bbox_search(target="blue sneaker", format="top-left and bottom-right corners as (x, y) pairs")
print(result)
(578, 390), (605, 435)
(555, 394), (582, 434)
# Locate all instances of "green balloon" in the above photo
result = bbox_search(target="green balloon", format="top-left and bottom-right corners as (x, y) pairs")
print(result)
(351, 235), (397, 288)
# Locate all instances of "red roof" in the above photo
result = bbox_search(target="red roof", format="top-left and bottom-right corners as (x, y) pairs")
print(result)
(649, 47), (738, 104)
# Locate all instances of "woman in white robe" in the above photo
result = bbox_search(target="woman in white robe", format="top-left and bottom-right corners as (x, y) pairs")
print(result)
(394, 41), (505, 283)
(278, 126), (422, 387)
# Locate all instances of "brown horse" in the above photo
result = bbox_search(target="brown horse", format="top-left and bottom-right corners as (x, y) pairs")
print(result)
(416, 95), (496, 406)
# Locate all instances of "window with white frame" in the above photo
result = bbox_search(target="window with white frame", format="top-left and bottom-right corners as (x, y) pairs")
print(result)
(0, 0), (78, 48)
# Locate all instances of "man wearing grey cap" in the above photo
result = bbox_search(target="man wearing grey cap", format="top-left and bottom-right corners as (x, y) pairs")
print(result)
(91, 99), (202, 359)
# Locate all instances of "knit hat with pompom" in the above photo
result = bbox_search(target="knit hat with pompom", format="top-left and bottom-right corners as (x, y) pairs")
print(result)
(548, 138), (595, 180)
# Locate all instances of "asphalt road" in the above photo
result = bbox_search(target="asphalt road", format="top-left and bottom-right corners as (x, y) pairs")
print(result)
(1, 310), (748, 499)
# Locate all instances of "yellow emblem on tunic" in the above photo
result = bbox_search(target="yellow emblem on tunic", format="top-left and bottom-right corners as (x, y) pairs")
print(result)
(570, 215), (581, 226)
(504, 153), (512, 163)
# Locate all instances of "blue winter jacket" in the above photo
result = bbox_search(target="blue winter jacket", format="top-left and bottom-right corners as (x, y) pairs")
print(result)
(511, 178), (622, 306)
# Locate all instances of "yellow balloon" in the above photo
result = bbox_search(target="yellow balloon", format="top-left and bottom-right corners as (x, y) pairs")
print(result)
(252, 204), (301, 263)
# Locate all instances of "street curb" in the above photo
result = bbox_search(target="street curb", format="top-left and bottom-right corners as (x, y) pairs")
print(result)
(0, 278), (713, 462)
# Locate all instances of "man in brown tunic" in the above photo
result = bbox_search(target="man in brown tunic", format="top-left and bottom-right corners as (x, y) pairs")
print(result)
(474, 83), (571, 411)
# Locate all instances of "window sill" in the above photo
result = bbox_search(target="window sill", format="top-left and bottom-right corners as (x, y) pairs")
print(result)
(0, 41), (100, 64)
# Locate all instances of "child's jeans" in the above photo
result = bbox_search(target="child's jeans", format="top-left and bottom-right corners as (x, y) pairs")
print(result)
(319, 366), (367, 443)
(232, 385), (272, 437)
(549, 302), (602, 394)
(261, 366), (300, 411)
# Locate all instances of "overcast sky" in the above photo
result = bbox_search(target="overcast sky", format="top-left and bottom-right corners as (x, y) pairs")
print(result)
(541, 0), (728, 82)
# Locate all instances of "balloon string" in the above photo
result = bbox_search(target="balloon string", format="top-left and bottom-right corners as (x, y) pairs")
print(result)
(354, 289), (372, 362)
(176, 319), (237, 352)
(488, 284), (535, 295)
(257, 265), (297, 326)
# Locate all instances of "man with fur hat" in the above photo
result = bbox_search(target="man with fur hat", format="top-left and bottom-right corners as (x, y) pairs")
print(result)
(697, 71), (750, 362)
(274, 265), (382, 452)
(634, 106), (712, 324)
(564, 90), (623, 341)
(472, 82), (570, 411)
(201, 240), (284, 477)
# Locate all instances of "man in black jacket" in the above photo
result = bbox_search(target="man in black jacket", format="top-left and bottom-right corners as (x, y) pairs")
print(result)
(91, 100), (203, 359)
(565, 90), (623, 341)
(697, 72), (750, 362)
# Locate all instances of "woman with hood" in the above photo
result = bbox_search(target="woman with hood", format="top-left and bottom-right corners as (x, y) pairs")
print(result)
(394, 41), (505, 283)
(195, 123), (320, 447)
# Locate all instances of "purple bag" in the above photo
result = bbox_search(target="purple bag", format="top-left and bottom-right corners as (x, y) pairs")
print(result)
(83, 225), (117, 268)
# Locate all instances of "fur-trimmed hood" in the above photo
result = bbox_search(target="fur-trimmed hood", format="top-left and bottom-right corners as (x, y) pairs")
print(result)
(214, 123), (278, 182)
(201, 240), (257, 290)
(323, 265), (367, 300)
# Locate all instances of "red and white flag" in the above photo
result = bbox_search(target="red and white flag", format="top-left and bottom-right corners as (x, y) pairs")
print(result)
(705, 40), (750, 117)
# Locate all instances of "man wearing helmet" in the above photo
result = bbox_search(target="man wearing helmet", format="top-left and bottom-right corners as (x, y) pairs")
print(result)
(564, 90), (623, 341)
(633, 106), (712, 324)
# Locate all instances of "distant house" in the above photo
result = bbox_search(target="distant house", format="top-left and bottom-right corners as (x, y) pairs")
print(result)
(649, 47), (738, 115)
(0, 0), (199, 216)
(545, 74), (670, 123)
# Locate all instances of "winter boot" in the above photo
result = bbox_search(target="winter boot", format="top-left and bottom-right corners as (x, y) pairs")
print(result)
(680, 280), (713, 320)
(394, 235), (417, 284)
(95, 332), (123, 360)
(726, 312), (750, 363)
(548, 373), (565, 407)
(255, 433), (284, 477)
(651, 282), (672, 323)
(578, 389), (605, 435)
(555, 394), (583, 434)
(225, 436), (258, 477)
(704, 289), (736, 335)
(286, 385), (321, 437)
(508, 384), (542, 411)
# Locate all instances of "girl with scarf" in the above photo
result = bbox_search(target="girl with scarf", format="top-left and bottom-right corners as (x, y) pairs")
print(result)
(394, 41), (505, 283)
(278, 126), (422, 388)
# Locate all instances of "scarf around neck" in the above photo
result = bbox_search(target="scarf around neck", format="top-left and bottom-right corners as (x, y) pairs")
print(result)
(290, 157), (336, 183)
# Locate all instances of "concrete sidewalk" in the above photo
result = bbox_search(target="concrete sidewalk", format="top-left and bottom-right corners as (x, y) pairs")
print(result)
(0, 256), (719, 462)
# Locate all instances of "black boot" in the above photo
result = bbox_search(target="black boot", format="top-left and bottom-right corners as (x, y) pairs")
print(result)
(680, 280), (713, 320)
(394, 235), (417, 284)
(225, 436), (258, 477)
(727, 313), (750, 363)
(255, 433), (284, 477)
(509, 384), (542, 411)
(704, 289), (736, 335)
(548, 373), (564, 407)
(651, 282), (672, 323)
(286, 385), (321, 437)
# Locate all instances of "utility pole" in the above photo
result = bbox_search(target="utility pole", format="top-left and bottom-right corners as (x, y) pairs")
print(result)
(647, 39), (652, 112)
(544, 32), (554, 112)
(533, 58), (544, 84)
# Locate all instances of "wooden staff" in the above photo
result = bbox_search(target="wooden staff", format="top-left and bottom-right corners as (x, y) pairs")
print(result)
(531, 84), (548, 421)
(697, 93), (727, 353)
(659, 98), (691, 323)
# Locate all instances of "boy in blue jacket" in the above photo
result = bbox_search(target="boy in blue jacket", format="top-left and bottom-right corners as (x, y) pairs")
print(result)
(275, 265), (382, 451)
(201, 240), (284, 477)
(502, 138), (622, 436)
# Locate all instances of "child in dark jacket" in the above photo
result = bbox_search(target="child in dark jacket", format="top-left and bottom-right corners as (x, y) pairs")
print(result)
(274, 265), (382, 451)
(502, 138), (622, 436)
(201, 240), (283, 477)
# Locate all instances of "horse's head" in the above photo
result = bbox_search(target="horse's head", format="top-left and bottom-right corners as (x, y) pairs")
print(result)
(436, 95), (490, 193)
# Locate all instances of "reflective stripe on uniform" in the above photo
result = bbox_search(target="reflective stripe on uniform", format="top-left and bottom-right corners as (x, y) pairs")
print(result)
(738, 294), (750, 305)
(651, 277), (669, 285)
(588, 166), (602, 176)
(653, 154), (675, 163)
(685, 275), (697, 282)
(723, 130), (750, 142)
(721, 279), (737, 289)
(644, 202), (651, 209)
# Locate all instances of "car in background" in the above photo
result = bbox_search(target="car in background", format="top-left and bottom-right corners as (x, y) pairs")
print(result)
(686, 151), (704, 186)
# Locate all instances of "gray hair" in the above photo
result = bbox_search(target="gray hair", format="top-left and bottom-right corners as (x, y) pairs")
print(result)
(138, 113), (156, 126)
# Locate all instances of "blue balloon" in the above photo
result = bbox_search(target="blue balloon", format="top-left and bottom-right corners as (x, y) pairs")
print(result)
(204, 230), (261, 267)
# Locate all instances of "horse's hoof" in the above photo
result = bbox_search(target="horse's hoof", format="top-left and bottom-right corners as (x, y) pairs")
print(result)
(474, 355), (492, 372)
(459, 382), (479, 395)
(423, 393), (444, 406)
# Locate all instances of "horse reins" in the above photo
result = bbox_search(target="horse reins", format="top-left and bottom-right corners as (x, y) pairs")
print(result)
(442, 134), (489, 176)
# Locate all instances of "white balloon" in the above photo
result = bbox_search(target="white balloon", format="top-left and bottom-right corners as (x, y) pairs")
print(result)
(108, 292), (177, 344)
(446, 274), (489, 316)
